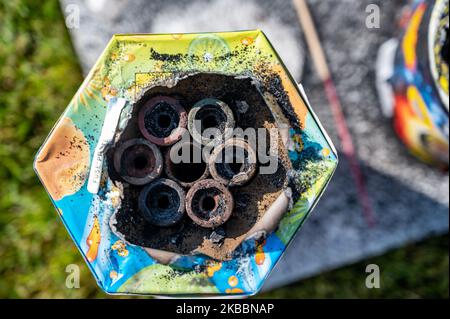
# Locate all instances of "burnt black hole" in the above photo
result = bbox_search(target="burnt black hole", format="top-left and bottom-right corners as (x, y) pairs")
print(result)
(201, 196), (216, 212)
(196, 106), (227, 135)
(170, 144), (207, 183)
(146, 185), (179, 214)
(158, 114), (172, 129)
(157, 195), (170, 210)
(172, 162), (207, 183)
(133, 155), (148, 170)
(228, 162), (243, 175)
(202, 114), (219, 129)
(144, 102), (180, 138)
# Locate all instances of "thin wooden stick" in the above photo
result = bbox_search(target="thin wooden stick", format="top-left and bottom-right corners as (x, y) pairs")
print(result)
(293, 0), (376, 227)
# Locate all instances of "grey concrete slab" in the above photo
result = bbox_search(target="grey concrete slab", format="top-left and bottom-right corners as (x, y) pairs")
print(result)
(263, 0), (449, 290)
(264, 158), (448, 290)
(60, 0), (449, 290)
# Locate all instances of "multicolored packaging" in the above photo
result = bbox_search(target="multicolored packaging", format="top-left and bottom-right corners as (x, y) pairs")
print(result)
(378, 0), (449, 168)
(34, 30), (337, 296)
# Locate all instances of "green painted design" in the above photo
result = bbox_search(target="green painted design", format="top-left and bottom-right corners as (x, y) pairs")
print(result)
(118, 264), (219, 295)
(188, 34), (231, 71)
(276, 198), (309, 245)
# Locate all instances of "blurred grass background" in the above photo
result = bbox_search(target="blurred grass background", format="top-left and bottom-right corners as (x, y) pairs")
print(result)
(0, 0), (448, 298)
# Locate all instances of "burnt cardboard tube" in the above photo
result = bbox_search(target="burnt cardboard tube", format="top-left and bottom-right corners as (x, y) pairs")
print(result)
(209, 138), (257, 186)
(138, 178), (186, 227)
(138, 96), (187, 146)
(113, 138), (163, 185)
(187, 98), (235, 147)
(186, 179), (234, 228)
(164, 140), (209, 188)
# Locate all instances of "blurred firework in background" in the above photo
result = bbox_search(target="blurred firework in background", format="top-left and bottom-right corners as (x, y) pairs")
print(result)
(377, 0), (449, 168)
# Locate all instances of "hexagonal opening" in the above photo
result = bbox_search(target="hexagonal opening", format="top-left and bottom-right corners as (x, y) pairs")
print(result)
(108, 73), (292, 261)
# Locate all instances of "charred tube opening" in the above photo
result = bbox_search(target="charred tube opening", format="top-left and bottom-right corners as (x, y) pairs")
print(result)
(188, 98), (235, 146)
(138, 96), (187, 146)
(165, 140), (209, 188)
(209, 138), (257, 187)
(113, 138), (163, 185)
(138, 178), (185, 227)
(186, 179), (234, 228)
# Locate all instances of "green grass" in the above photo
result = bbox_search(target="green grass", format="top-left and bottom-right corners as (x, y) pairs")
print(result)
(0, 0), (448, 299)
(0, 0), (96, 298)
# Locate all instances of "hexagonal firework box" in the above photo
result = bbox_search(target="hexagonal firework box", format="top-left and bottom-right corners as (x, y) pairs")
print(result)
(34, 30), (337, 296)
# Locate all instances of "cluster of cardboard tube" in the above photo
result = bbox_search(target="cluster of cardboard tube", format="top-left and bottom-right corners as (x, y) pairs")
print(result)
(113, 96), (257, 229)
